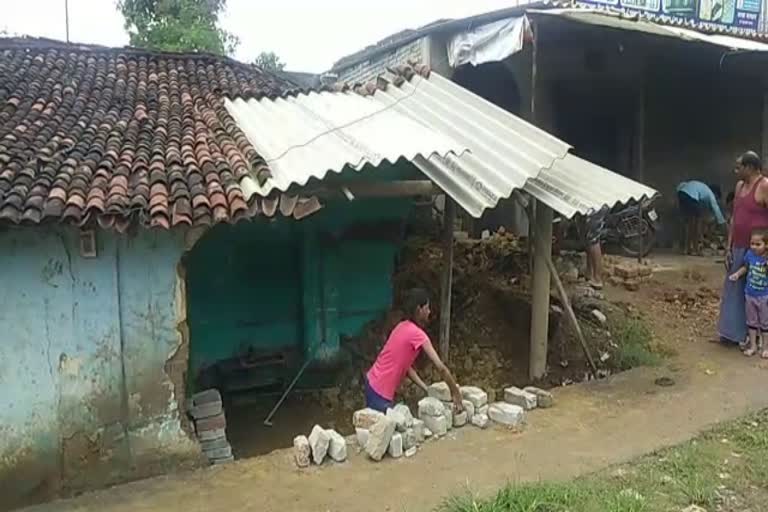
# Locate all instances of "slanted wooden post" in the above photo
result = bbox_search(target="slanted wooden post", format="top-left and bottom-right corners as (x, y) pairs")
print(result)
(439, 197), (456, 360)
(529, 200), (553, 380)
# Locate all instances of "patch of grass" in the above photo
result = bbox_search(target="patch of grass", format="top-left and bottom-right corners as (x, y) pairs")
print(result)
(609, 317), (661, 370)
(439, 410), (768, 512)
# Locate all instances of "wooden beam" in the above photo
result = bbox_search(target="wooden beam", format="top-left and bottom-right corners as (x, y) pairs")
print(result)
(529, 200), (552, 380)
(307, 180), (437, 199)
(632, 75), (646, 182)
(544, 255), (598, 377)
(439, 197), (456, 360)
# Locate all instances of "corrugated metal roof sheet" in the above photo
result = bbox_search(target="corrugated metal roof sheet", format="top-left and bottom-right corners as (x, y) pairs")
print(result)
(225, 90), (467, 197)
(532, 8), (768, 51)
(228, 69), (657, 219)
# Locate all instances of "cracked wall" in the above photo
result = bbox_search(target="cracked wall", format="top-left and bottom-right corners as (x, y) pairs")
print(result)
(0, 227), (200, 510)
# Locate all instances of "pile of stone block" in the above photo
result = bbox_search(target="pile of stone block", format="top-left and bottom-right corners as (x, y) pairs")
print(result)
(606, 262), (653, 291)
(293, 425), (347, 467)
(350, 405), (425, 462)
(187, 389), (234, 465)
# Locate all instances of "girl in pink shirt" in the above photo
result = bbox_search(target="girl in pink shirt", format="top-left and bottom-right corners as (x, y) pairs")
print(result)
(365, 289), (463, 413)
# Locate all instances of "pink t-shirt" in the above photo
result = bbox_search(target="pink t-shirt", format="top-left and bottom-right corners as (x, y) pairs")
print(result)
(366, 320), (429, 400)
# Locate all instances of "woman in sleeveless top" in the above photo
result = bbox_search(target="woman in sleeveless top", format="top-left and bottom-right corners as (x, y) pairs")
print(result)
(719, 152), (768, 345)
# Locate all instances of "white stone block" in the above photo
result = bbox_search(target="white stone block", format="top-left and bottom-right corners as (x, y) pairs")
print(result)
(365, 417), (395, 461)
(418, 397), (445, 418)
(524, 386), (555, 408)
(471, 413), (490, 429)
(353, 408), (385, 429)
(393, 403), (414, 428)
(412, 419), (425, 443)
(388, 432), (403, 458)
(355, 428), (370, 447)
(453, 410), (468, 427)
(326, 429), (347, 462)
(293, 435), (311, 468)
(427, 381), (452, 401)
(504, 386), (538, 410)
(460, 386), (488, 408)
(308, 425), (330, 465)
(422, 414), (448, 437)
(488, 402), (526, 428)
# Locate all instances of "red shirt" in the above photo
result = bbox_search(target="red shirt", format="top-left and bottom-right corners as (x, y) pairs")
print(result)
(733, 177), (768, 248)
(366, 320), (429, 400)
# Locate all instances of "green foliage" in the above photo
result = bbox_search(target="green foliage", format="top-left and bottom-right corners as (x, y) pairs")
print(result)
(609, 317), (660, 370)
(253, 51), (286, 72)
(118, 0), (239, 55)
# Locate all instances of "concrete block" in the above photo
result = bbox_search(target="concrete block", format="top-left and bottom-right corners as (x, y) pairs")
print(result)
(424, 427), (433, 438)
(394, 403), (414, 428)
(353, 408), (385, 429)
(453, 410), (468, 427)
(200, 437), (229, 451)
(418, 397), (445, 418)
(405, 447), (417, 458)
(478, 404), (489, 416)
(211, 455), (234, 465)
(442, 402), (454, 431)
(355, 428), (370, 447)
(195, 412), (226, 431)
(427, 381), (452, 401)
(326, 429), (347, 462)
(204, 445), (232, 460)
(293, 436), (311, 468)
(197, 427), (226, 442)
(422, 414), (448, 437)
(460, 386), (488, 408)
(365, 416), (396, 461)
(192, 388), (222, 405)
(504, 386), (538, 410)
(412, 419), (425, 443)
(386, 407), (408, 432)
(388, 432), (403, 458)
(524, 386), (555, 408)
(471, 413), (490, 429)
(188, 400), (223, 420)
(403, 428), (417, 451)
(488, 402), (526, 428)
(308, 425), (330, 465)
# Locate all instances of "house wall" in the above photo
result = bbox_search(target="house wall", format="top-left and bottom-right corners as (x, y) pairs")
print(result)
(335, 38), (428, 84)
(185, 198), (410, 391)
(0, 227), (199, 510)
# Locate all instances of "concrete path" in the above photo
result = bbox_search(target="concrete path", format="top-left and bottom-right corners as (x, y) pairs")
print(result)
(24, 336), (768, 512)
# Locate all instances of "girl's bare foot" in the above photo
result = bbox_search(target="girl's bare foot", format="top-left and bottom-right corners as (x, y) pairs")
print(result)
(744, 347), (757, 357)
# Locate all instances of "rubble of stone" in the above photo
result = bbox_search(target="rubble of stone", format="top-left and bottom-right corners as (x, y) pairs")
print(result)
(296, 382), (556, 468)
(504, 386), (538, 410)
(524, 386), (555, 408)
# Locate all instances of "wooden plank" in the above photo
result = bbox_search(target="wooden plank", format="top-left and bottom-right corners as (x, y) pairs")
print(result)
(439, 197), (456, 360)
(529, 201), (553, 380)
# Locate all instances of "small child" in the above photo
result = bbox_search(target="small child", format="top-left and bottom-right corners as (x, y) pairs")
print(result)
(729, 228), (768, 357)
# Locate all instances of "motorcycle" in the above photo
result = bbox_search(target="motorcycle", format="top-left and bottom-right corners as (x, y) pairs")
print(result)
(556, 197), (660, 258)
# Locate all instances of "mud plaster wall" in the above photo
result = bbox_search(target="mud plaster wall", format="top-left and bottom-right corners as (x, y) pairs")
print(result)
(0, 227), (199, 510)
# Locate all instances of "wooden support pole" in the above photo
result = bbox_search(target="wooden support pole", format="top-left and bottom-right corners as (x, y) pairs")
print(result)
(632, 76), (646, 182)
(439, 197), (456, 360)
(529, 200), (552, 380)
(544, 255), (599, 377)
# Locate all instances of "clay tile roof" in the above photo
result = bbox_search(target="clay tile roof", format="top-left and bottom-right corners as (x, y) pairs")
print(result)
(0, 37), (297, 229)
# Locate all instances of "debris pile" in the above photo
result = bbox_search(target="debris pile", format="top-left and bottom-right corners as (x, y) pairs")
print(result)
(606, 261), (654, 291)
(293, 382), (556, 468)
(294, 425), (348, 467)
(187, 389), (234, 465)
(662, 286), (720, 318)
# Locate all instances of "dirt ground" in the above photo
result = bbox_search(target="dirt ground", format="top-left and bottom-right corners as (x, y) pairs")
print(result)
(23, 254), (768, 512)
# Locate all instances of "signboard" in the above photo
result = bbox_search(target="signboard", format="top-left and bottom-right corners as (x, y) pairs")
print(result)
(578, 0), (762, 30)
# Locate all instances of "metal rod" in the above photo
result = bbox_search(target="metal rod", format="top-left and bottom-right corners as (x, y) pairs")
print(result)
(64, 0), (70, 43)
(262, 356), (313, 427)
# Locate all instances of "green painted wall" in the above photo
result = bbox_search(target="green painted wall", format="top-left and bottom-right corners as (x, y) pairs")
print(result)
(186, 197), (410, 386)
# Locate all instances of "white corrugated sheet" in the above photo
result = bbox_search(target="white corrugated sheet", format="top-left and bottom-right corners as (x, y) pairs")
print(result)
(228, 71), (657, 218)
(225, 91), (467, 197)
(531, 8), (768, 52)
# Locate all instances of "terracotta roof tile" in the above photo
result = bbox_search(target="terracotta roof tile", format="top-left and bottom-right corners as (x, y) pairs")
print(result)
(0, 37), (296, 229)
